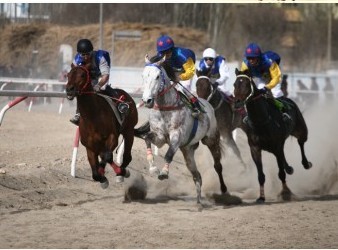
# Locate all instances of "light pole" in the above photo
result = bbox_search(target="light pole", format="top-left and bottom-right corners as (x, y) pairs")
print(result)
(327, 3), (332, 68)
(99, 3), (103, 49)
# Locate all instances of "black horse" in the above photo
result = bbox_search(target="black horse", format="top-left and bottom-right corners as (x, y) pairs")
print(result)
(233, 69), (312, 203)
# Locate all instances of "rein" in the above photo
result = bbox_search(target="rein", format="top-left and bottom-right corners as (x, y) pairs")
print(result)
(148, 64), (183, 111)
(77, 66), (92, 94)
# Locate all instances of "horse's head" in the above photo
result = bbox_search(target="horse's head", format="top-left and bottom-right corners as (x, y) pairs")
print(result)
(142, 55), (168, 108)
(233, 68), (257, 107)
(196, 76), (213, 100)
(66, 64), (92, 100)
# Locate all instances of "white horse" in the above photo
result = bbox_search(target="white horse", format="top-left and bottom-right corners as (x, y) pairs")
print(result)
(140, 56), (228, 203)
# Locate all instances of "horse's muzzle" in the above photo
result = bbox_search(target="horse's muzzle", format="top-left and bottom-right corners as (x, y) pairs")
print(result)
(66, 87), (76, 100)
(143, 98), (154, 109)
(234, 99), (244, 109)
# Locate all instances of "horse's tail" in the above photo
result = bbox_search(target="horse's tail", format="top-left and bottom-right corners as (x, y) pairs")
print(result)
(134, 121), (150, 139)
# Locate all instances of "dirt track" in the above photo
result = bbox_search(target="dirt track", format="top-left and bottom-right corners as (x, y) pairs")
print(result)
(0, 97), (337, 248)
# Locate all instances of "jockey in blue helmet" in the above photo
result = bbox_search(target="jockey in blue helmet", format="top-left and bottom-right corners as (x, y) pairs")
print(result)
(156, 35), (196, 82)
(155, 35), (201, 118)
(241, 42), (283, 98)
(240, 42), (291, 124)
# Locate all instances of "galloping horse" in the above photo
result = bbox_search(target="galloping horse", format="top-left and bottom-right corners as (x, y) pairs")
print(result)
(195, 75), (244, 163)
(66, 64), (138, 188)
(138, 56), (228, 204)
(233, 69), (312, 202)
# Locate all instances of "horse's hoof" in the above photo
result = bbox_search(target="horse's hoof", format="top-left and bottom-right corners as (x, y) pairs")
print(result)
(100, 180), (109, 189)
(285, 166), (294, 175)
(304, 161), (313, 170)
(124, 169), (130, 178)
(158, 169), (169, 180)
(256, 197), (265, 204)
(116, 175), (124, 183)
(149, 166), (160, 176)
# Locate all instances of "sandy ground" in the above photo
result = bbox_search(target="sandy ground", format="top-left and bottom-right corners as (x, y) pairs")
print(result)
(0, 96), (338, 249)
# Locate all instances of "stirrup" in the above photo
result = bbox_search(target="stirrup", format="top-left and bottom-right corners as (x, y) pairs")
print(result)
(242, 116), (249, 125)
(191, 109), (200, 118)
(282, 113), (292, 122)
(118, 103), (129, 113)
(70, 114), (80, 125)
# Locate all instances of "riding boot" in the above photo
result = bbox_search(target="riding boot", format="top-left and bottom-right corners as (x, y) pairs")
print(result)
(70, 106), (80, 126)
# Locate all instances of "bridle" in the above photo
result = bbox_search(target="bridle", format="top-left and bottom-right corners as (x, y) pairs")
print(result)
(198, 76), (224, 110)
(69, 66), (92, 95)
(235, 74), (263, 105)
(146, 63), (182, 111)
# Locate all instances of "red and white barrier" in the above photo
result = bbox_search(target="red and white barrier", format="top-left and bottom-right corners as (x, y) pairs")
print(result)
(0, 96), (28, 126)
(71, 127), (80, 177)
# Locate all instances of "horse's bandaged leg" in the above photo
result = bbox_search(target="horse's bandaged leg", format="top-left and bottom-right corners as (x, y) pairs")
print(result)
(146, 148), (153, 162)
(158, 163), (169, 180)
(110, 162), (122, 175)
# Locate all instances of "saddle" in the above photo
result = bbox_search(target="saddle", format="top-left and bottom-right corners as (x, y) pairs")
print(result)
(97, 91), (129, 126)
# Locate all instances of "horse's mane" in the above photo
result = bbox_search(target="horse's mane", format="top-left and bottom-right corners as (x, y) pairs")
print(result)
(149, 54), (176, 81)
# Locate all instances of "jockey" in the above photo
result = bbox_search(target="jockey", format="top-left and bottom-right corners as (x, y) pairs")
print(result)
(156, 35), (202, 118)
(70, 38), (128, 125)
(240, 42), (291, 124)
(196, 48), (232, 96)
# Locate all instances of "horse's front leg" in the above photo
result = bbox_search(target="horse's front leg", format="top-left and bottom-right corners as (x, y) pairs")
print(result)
(180, 145), (202, 204)
(86, 149), (109, 189)
(249, 145), (265, 203)
(158, 133), (181, 180)
(144, 132), (165, 175)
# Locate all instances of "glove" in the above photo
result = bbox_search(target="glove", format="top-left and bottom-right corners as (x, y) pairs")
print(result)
(93, 84), (101, 93)
(259, 87), (269, 94)
(213, 82), (219, 88)
(172, 67), (184, 73)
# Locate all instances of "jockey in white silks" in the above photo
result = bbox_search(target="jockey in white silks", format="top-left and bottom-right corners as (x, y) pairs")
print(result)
(196, 48), (232, 97)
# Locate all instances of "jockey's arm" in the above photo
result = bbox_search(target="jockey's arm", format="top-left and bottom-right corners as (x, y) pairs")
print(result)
(240, 61), (249, 71)
(179, 57), (195, 81)
(265, 62), (281, 90)
(216, 60), (230, 86)
(97, 56), (110, 89)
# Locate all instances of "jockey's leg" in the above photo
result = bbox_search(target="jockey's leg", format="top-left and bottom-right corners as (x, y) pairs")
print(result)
(70, 105), (80, 125)
(103, 85), (129, 113)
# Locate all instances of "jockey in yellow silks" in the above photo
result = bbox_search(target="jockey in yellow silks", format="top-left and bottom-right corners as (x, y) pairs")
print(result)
(240, 42), (292, 124)
(156, 35), (202, 118)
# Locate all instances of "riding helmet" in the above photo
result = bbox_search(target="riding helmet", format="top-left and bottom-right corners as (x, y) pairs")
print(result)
(77, 39), (94, 53)
(156, 35), (175, 52)
(245, 43), (262, 58)
(203, 48), (216, 59)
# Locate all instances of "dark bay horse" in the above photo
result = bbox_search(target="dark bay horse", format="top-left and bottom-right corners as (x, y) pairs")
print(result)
(233, 69), (312, 203)
(66, 64), (138, 188)
(195, 75), (245, 164)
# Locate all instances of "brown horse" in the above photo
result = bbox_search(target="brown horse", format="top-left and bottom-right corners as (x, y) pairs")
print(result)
(195, 75), (245, 165)
(66, 64), (138, 188)
(233, 69), (312, 203)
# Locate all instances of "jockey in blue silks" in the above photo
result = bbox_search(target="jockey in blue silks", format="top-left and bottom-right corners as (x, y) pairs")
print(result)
(156, 35), (202, 118)
(70, 38), (128, 125)
(240, 42), (292, 124)
(196, 48), (232, 96)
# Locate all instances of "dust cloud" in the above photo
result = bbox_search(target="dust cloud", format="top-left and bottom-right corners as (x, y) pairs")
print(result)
(195, 99), (338, 201)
